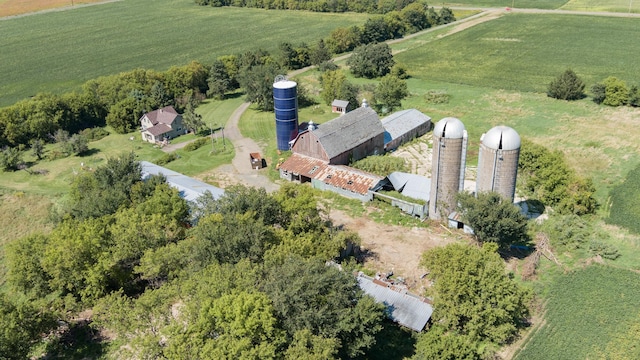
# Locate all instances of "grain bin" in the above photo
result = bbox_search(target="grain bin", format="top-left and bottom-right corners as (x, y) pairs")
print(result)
(273, 77), (299, 151)
(429, 117), (467, 220)
(476, 126), (521, 202)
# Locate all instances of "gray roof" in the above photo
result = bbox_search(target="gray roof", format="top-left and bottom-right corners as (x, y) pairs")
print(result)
(357, 273), (433, 332)
(140, 161), (225, 202)
(332, 99), (349, 108)
(433, 117), (465, 139)
(381, 109), (431, 144)
(481, 125), (521, 150)
(387, 172), (431, 201)
(313, 107), (384, 159)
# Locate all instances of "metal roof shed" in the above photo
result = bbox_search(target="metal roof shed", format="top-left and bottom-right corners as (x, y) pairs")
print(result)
(357, 273), (433, 332)
(140, 161), (225, 202)
(381, 109), (432, 151)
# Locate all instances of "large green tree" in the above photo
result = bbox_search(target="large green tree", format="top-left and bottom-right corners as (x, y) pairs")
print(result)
(347, 43), (395, 79)
(0, 295), (56, 360)
(320, 70), (359, 108)
(374, 74), (408, 111)
(547, 69), (585, 100)
(421, 243), (531, 345)
(238, 63), (282, 111)
(456, 191), (529, 248)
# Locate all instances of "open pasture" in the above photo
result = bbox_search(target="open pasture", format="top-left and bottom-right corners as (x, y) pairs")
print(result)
(442, 0), (566, 9)
(560, 0), (640, 13)
(395, 13), (640, 93)
(0, 0), (368, 107)
(515, 265), (640, 360)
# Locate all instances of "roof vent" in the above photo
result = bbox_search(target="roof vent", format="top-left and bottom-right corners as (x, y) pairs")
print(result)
(361, 99), (369, 108)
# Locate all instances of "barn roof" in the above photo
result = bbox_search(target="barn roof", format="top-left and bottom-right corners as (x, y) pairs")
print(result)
(142, 106), (180, 125)
(387, 172), (431, 201)
(357, 273), (433, 332)
(381, 109), (431, 145)
(140, 161), (224, 202)
(279, 154), (383, 196)
(312, 107), (384, 159)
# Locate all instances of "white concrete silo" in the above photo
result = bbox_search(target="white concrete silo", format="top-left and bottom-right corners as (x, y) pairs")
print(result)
(429, 117), (467, 220)
(476, 126), (521, 202)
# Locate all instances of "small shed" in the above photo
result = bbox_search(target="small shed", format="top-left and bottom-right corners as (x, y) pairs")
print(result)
(140, 161), (224, 202)
(331, 99), (349, 114)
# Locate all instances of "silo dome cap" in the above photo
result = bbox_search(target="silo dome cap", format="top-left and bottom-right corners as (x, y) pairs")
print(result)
(273, 80), (297, 89)
(482, 126), (521, 150)
(433, 117), (465, 139)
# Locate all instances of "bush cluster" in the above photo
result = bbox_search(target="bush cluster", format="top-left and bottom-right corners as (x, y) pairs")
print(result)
(518, 139), (597, 215)
(183, 137), (209, 152)
(591, 76), (640, 107)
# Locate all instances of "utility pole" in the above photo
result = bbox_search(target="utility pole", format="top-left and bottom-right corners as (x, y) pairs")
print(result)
(214, 126), (216, 153)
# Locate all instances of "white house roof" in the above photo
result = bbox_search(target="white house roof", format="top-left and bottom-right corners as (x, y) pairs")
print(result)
(140, 161), (224, 202)
(433, 117), (465, 139)
(481, 125), (521, 150)
(387, 172), (431, 201)
(381, 109), (431, 145)
(357, 273), (433, 332)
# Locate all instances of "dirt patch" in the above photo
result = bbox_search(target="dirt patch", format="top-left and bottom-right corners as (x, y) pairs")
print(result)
(330, 209), (462, 292)
(0, 0), (116, 18)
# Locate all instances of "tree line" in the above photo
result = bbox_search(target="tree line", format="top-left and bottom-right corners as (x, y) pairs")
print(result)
(196, 0), (435, 15)
(547, 69), (640, 107)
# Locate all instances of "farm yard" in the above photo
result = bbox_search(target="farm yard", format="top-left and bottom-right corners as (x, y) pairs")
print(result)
(2, 0), (640, 358)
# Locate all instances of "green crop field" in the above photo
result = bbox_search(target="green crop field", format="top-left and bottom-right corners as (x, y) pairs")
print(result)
(515, 265), (640, 360)
(560, 0), (640, 12)
(395, 13), (640, 93)
(0, 0), (368, 107)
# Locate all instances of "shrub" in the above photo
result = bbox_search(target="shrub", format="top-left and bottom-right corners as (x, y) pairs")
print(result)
(80, 127), (109, 142)
(184, 138), (208, 152)
(602, 76), (629, 106)
(156, 152), (178, 165)
(547, 69), (585, 100)
(588, 241), (620, 260)
(424, 90), (450, 104)
(591, 83), (606, 104)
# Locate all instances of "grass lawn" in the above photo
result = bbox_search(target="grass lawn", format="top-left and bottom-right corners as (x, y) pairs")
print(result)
(515, 265), (640, 360)
(0, 0), (369, 106)
(395, 13), (640, 94)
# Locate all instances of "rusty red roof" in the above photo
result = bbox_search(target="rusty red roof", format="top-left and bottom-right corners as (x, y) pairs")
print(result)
(280, 154), (383, 196)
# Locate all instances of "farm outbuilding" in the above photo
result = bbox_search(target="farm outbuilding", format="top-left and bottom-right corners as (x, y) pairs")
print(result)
(381, 109), (432, 151)
(357, 272), (433, 332)
(279, 153), (384, 201)
(331, 99), (349, 114)
(290, 106), (385, 165)
(140, 161), (224, 202)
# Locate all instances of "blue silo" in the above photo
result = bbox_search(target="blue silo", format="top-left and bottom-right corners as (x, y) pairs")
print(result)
(273, 78), (299, 150)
